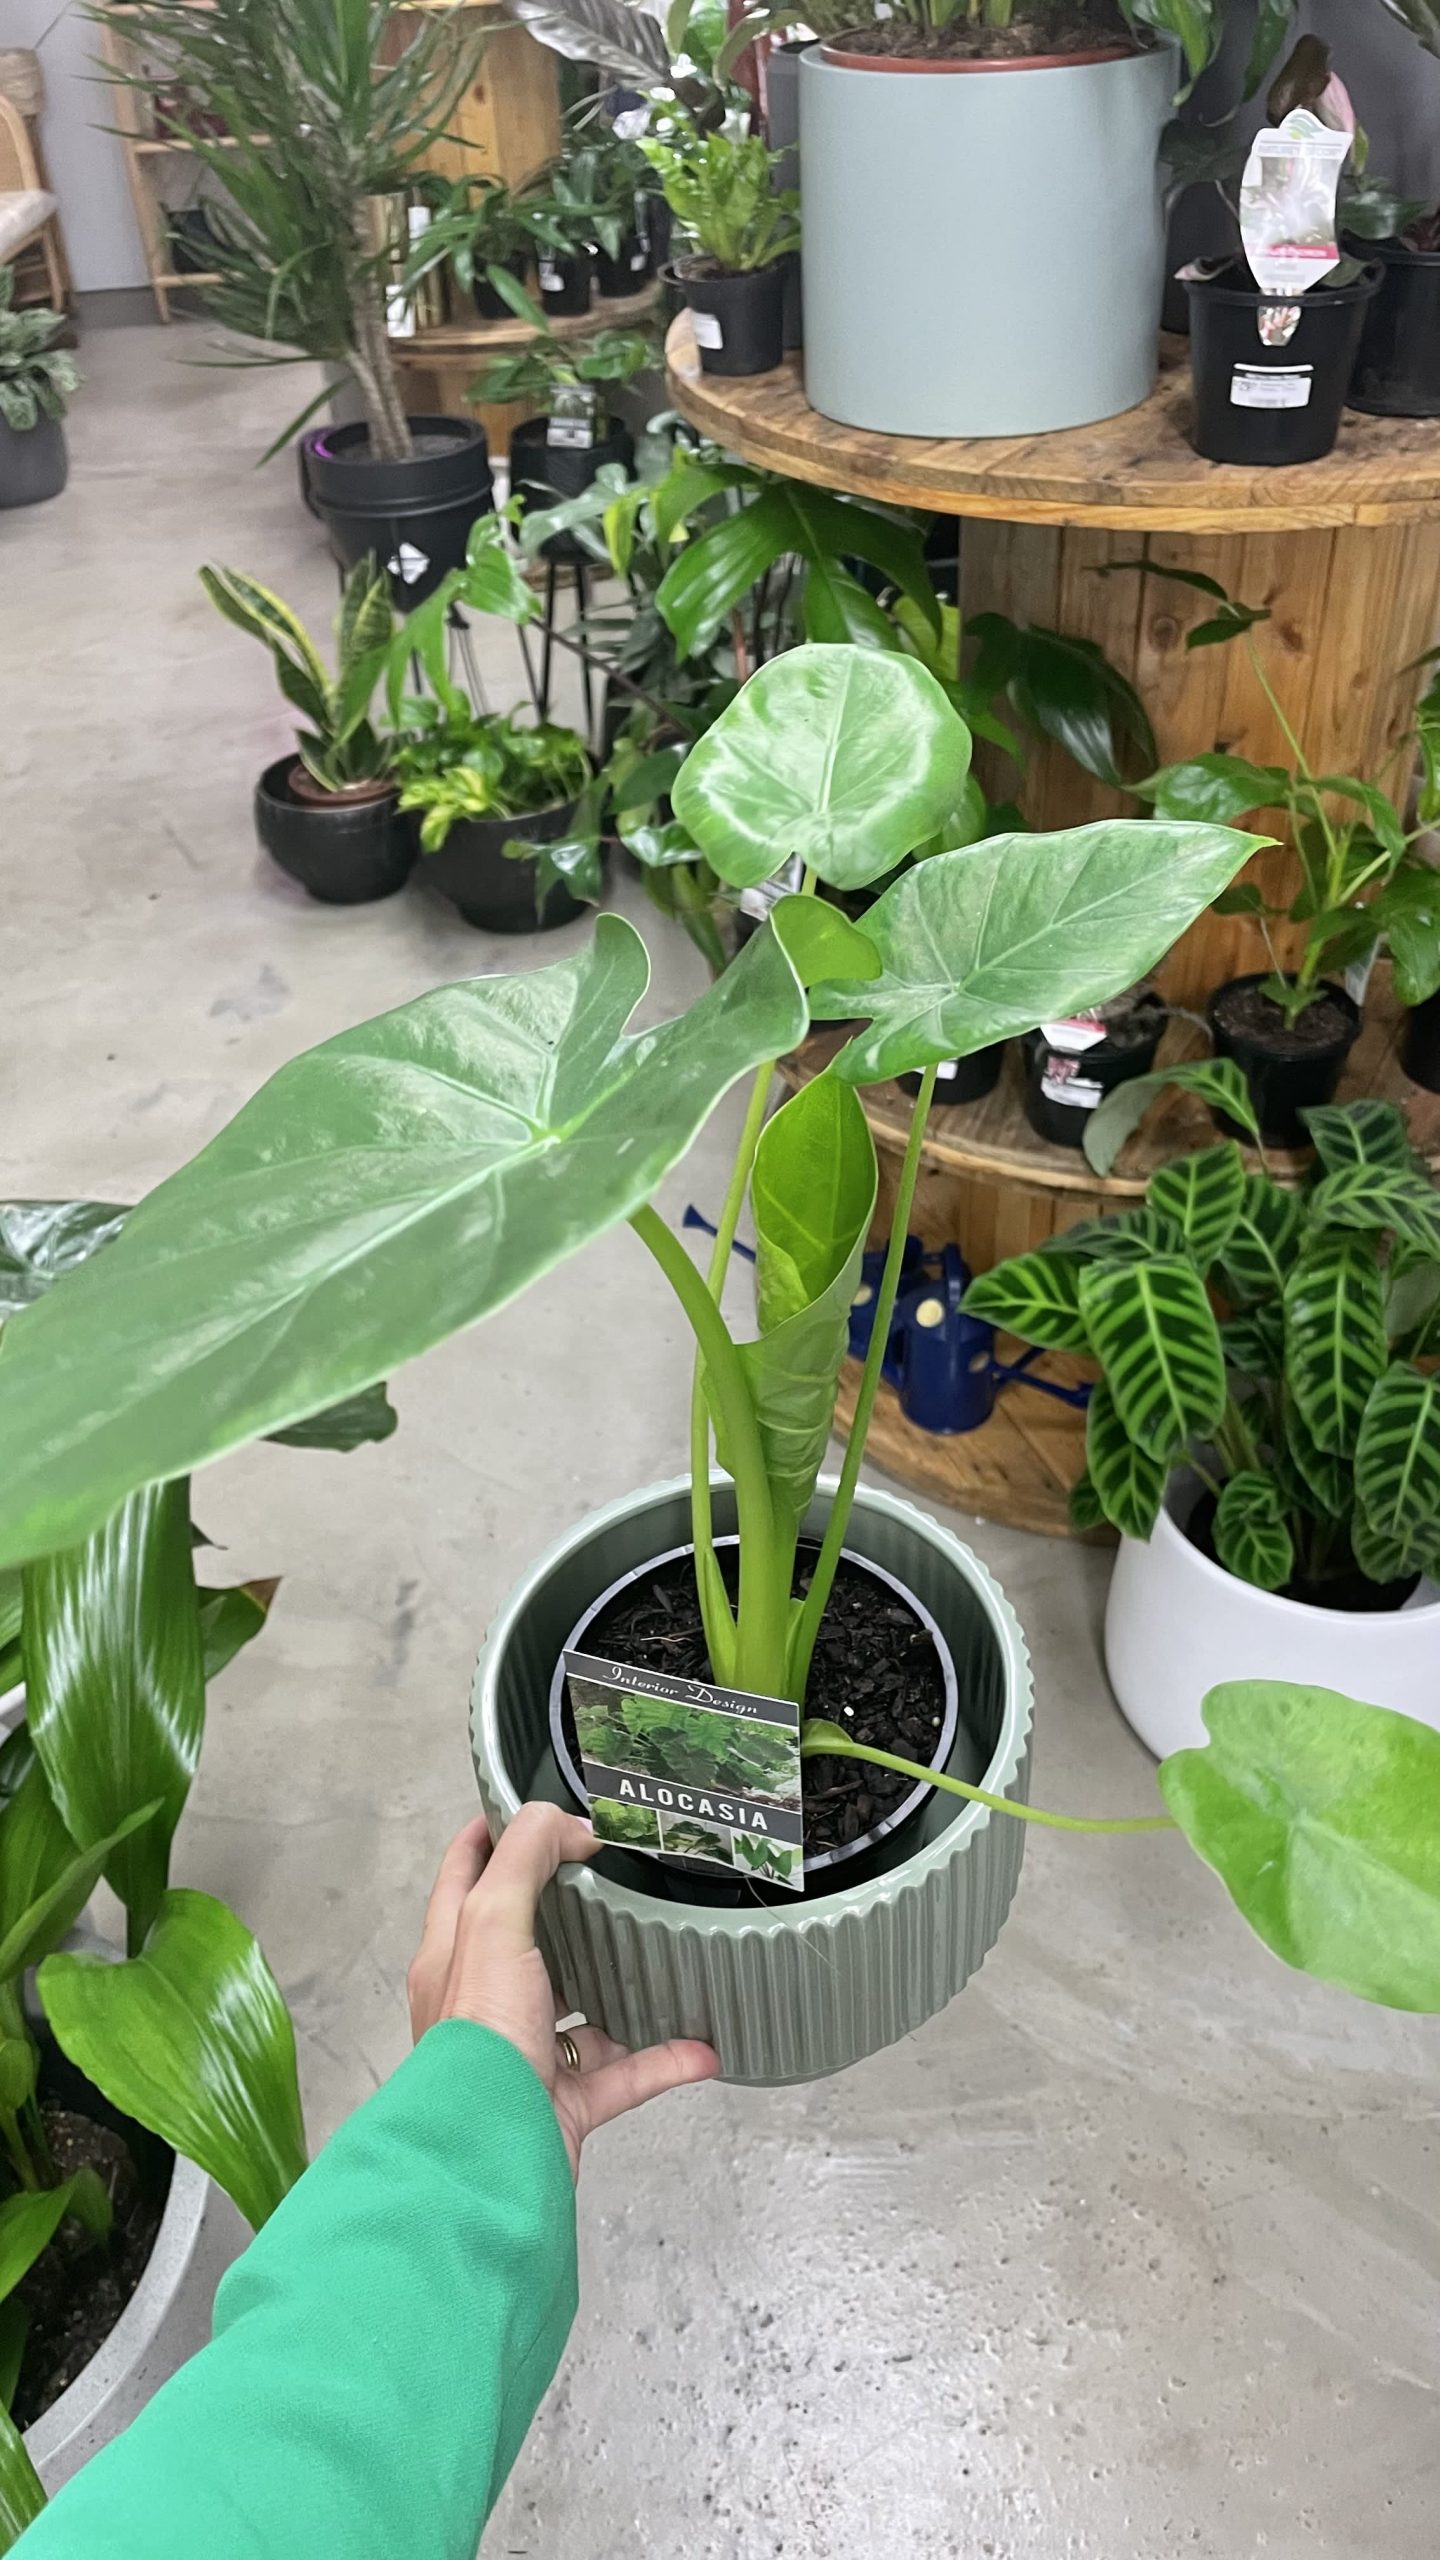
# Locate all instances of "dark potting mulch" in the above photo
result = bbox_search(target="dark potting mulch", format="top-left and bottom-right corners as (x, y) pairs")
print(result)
(833, 1), (1141, 60)
(10, 2107), (164, 2429)
(1212, 980), (1355, 1054)
(571, 1548), (948, 1861)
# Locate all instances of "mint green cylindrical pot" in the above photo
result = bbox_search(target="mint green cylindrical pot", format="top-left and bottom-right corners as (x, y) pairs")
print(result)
(471, 1476), (1032, 2086)
(798, 40), (1178, 437)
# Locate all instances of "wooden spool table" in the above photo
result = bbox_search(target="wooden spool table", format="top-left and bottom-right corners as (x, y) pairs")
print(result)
(666, 314), (1440, 1529)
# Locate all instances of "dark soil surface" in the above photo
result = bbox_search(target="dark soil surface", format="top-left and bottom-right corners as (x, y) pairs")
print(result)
(1187, 1493), (1420, 1614)
(569, 1547), (949, 1861)
(1212, 979), (1354, 1054)
(831, 3), (1141, 61)
(10, 2107), (165, 2429)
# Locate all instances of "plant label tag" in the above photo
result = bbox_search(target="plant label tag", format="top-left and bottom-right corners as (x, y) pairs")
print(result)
(1040, 1057), (1104, 1111)
(1040, 1014), (1106, 1054)
(739, 854), (803, 922)
(630, 247), (647, 271)
(692, 311), (724, 351)
(1231, 364), (1314, 409)
(539, 260), (563, 293)
(387, 540), (430, 584)
(563, 1650), (805, 1890)
(1239, 106), (1353, 298)
(548, 386), (596, 451)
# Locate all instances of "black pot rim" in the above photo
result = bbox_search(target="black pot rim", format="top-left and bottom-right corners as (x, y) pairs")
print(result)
(423, 791), (580, 853)
(1184, 258), (1382, 312)
(673, 255), (785, 286)
(546, 1532), (961, 1880)
(1343, 228), (1440, 271)
(302, 413), (487, 472)
(257, 753), (398, 812)
(1208, 971), (1361, 1061)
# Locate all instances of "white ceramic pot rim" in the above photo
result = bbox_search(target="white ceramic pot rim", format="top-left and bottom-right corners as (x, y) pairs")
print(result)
(477, 1473), (1033, 1940)
(1155, 1474), (1440, 1627)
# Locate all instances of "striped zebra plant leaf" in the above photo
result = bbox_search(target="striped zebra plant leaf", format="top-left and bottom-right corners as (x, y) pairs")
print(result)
(1301, 1100), (1419, 1176)
(1355, 1364), (1440, 1549)
(1068, 1468), (1108, 1533)
(1084, 1377), (1167, 1540)
(1041, 1206), (1186, 1264)
(1082, 1055), (1261, 1177)
(1213, 1469), (1294, 1592)
(1284, 1234), (1389, 1457)
(1147, 1141), (1246, 1268)
(1214, 1175), (1303, 1307)
(1220, 1302), (1285, 1378)
(961, 1250), (1089, 1351)
(1309, 1164), (1440, 1257)
(1350, 1504), (1421, 1588)
(1282, 1385), (1350, 1517)
(1387, 1246), (1440, 1350)
(1079, 1255), (1226, 1462)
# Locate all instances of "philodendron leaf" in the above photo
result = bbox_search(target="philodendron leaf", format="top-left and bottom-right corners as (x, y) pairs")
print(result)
(1159, 1682), (1440, 2011)
(1084, 1058), (1261, 1178)
(1354, 1364), (1440, 1547)
(1136, 750), (1288, 826)
(813, 823), (1263, 1084)
(40, 1888), (307, 2232)
(0, 2406), (44, 2545)
(266, 1382), (398, 1451)
(672, 646), (972, 892)
(1078, 1257), (1227, 1463)
(0, 918), (806, 1569)
(1085, 1376), (1167, 1541)
(23, 1481), (204, 1943)
(1147, 1141), (1246, 1267)
(0, 1199), (129, 1320)
(1212, 1469), (1294, 1591)
(1308, 1164), (1440, 1257)
(1284, 1234), (1389, 1457)
(1215, 1173), (1303, 1307)
(1300, 1101), (1418, 1176)
(719, 1076), (877, 1533)
(0, 1765), (160, 1983)
(962, 1250), (1090, 1352)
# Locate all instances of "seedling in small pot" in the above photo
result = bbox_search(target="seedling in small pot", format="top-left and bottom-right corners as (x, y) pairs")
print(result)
(645, 121), (799, 376)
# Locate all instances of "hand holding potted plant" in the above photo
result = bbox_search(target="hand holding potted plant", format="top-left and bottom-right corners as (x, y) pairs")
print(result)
(644, 122), (799, 376)
(0, 270), (78, 512)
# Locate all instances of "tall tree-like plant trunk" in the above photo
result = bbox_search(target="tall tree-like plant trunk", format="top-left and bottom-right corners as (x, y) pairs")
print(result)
(349, 220), (414, 463)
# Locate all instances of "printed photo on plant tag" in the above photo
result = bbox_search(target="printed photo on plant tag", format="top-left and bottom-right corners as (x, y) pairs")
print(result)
(563, 1650), (804, 1891)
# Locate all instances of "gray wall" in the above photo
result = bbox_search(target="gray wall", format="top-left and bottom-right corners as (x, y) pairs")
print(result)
(11, 0), (146, 292)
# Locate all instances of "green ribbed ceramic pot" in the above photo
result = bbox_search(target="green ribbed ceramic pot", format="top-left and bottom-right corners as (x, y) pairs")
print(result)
(470, 1475), (1033, 2085)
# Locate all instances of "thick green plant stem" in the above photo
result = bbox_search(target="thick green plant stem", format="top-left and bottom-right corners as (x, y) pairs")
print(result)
(688, 1061), (776, 1673)
(799, 1735), (1176, 1835)
(788, 1062), (938, 1697)
(631, 1205), (789, 1691)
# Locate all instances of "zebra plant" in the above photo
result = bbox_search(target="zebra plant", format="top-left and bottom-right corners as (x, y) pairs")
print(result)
(965, 1077), (1440, 1598)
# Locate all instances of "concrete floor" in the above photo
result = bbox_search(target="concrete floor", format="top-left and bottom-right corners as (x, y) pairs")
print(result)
(5, 318), (1438, 2559)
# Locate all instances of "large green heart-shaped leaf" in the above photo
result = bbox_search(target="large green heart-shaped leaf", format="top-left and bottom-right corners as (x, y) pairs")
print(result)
(1078, 1257), (1226, 1464)
(0, 918), (806, 1569)
(23, 1482), (204, 1944)
(40, 1889), (307, 2232)
(672, 646), (971, 892)
(1147, 1142), (1246, 1267)
(1212, 1469), (1294, 1591)
(1354, 1364), (1440, 1548)
(1083, 1058), (1260, 1178)
(1215, 1173), (1303, 1307)
(1085, 1375), (1167, 1541)
(0, 1200), (129, 1320)
(1284, 1234), (1388, 1457)
(0, 1764), (158, 1984)
(1160, 1681), (1440, 2010)
(1308, 1164), (1440, 1257)
(962, 1249), (1090, 1352)
(812, 823), (1262, 1083)
(0, 2405), (44, 2545)
(1301, 1101), (1419, 1176)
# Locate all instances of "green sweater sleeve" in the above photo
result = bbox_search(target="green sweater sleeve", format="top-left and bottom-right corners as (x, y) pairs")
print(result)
(18, 2020), (578, 2560)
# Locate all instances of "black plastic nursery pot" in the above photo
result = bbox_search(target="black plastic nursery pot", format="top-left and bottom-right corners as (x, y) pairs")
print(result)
(1346, 235), (1440, 419)
(595, 231), (652, 298)
(1403, 988), (1440, 1095)
(673, 258), (785, 378)
(420, 798), (588, 933)
(0, 415), (67, 510)
(1208, 974), (1361, 1148)
(537, 250), (593, 317)
(472, 260), (531, 320)
(254, 758), (417, 905)
(1022, 998), (1166, 1150)
(897, 1047), (1006, 1108)
(302, 415), (494, 609)
(508, 413), (636, 561)
(1184, 261), (1381, 466)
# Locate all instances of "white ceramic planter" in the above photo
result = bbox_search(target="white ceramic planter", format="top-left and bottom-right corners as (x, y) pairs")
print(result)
(1105, 1480), (1440, 1760)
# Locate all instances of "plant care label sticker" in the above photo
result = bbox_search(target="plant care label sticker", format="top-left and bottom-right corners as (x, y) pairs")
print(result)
(563, 1651), (805, 1891)
(387, 540), (430, 585)
(691, 310), (724, 352)
(548, 386), (596, 451)
(1240, 107), (1352, 299)
(739, 853), (803, 922)
(1040, 1014), (1106, 1054)
(1041, 1055), (1104, 1111)
(1232, 364), (1314, 409)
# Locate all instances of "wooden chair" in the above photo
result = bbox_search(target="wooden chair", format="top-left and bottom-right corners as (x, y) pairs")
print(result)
(0, 91), (67, 312)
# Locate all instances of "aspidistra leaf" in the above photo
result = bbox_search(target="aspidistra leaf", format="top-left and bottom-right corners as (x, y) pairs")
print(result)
(0, 2404), (44, 2543)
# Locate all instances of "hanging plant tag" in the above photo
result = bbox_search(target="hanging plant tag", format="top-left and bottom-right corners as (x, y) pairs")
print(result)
(548, 387), (596, 452)
(563, 1651), (805, 1889)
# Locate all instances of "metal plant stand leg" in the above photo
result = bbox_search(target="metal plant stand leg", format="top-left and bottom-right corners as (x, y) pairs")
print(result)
(448, 608), (489, 714)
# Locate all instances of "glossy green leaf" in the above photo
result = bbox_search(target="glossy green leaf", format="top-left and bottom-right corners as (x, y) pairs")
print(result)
(1136, 751), (1288, 827)
(1215, 1173), (1304, 1306)
(1085, 1376), (1167, 1541)
(812, 823), (1262, 1084)
(1308, 1163), (1440, 1257)
(1068, 1469), (1108, 1533)
(0, 2181), (92, 2307)
(1373, 865), (1440, 1010)
(0, 1765), (159, 1984)
(0, 2404), (44, 2546)
(1219, 1302), (1285, 1378)
(1284, 1234), (1389, 1457)
(1244, 0), (1296, 91)
(1084, 1058), (1260, 1178)
(1147, 1142), (1246, 1266)
(1282, 1384), (1350, 1517)
(1354, 1364), (1440, 1547)
(40, 1888), (307, 2232)
(1213, 1469), (1294, 1591)
(0, 1732), (30, 1818)
(1125, 0), (1222, 78)
(23, 1482), (203, 1941)
(656, 484), (939, 662)
(1311, 774), (1407, 868)
(999, 622), (1156, 785)
(1079, 1256), (1227, 1463)
(0, 2302), (27, 2412)
(198, 1579), (277, 1684)
(1301, 1100), (1418, 1175)
(1160, 1681), (1440, 2010)
(1041, 1207), (1187, 1264)
(800, 557), (900, 651)
(673, 646), (971, 893)
(266, 1382), (398, 1451)
(962, 1250), (1090, 1352)
(0, 1200), (129, 1320)
(768, 896), (880, 992)
(0, 918), (807, 1568)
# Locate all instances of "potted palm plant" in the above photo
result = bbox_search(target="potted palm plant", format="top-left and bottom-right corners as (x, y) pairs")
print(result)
(0, 271), (78, 512)
(0, 641), (1260, 2085)
(107, 0), (495, 604)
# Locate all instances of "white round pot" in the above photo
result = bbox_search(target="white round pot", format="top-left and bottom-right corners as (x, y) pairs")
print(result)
(1105, 1480), (1440, 1760)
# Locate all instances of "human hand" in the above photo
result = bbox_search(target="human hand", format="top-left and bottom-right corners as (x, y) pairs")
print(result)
(408, 1805), (720, 2177)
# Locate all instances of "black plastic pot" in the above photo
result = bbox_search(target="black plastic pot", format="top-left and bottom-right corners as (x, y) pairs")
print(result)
(1022, 999), (1166, 1150)
(473, 260), (531, 320)
(302, 415), (493, 610)
(0, 414), (67, 510)
(253, 758), (416, 904)
(420, 799), (587, 932)
(508, 413), (635, 561)
(674, 259), (785, 377)
(1402, 989), (1440, 1094)
(537, 250), (592, 317)
(1208, 974), (1361, 1148)
(1184, 261), (1381, 465)
(898, 1047), (1005, 1108)
(1347, 235), (1440, 419)
(596, 231), (652, 298)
